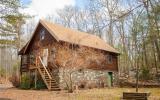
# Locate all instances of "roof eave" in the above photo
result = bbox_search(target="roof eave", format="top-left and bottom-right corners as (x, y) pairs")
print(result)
(40, 19), (59, 41)
(19, 20), (60, 55)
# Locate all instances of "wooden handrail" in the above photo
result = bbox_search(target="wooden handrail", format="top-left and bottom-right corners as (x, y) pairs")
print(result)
(47, 67), (59, 86)
(38, 56), (52, 79)
(53, 62), (59, 68)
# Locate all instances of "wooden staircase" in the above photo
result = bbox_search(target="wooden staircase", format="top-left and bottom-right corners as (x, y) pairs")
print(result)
(37, 56), (60, 91)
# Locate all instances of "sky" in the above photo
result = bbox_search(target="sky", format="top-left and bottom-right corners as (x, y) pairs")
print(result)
(20, 0), (87, 20)
(20, 0), (88, 38)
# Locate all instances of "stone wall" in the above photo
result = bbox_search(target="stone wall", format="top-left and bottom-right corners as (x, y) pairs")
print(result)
(58, 68), (112, 89)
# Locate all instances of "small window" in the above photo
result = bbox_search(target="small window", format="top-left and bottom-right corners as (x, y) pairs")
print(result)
(69, 44), (79, 50)
(51, 48), (56, 58)
(51, 48), (56, 54)
(107, 54), (113, 64)
(22, 55), (27, 65)
(40, 29), (45, 40)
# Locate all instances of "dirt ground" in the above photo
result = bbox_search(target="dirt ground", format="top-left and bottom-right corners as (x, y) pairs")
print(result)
(0, 84), (160, 100)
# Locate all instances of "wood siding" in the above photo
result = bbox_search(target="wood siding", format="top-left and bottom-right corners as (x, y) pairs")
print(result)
(20, 24), (118, 72)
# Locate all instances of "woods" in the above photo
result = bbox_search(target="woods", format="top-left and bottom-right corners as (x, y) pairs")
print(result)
(54, 0), (160, 82)
(0, 0), (160, 87)
(0, 0), (26, 83)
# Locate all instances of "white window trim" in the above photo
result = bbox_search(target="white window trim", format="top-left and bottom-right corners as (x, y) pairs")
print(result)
(40, 29), (45, 40)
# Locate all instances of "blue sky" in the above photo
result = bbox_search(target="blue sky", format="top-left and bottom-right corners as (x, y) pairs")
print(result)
(20, 0), (87, 19)
(75, 0), (88, 8)
(21, 0), (86, 7)
(20, 0), (31, 6)
(20, 0), (136, 23)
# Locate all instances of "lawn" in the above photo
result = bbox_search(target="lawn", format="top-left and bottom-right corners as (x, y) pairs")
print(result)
(0, 85), (160, 100)
(72, 88), (160, 100)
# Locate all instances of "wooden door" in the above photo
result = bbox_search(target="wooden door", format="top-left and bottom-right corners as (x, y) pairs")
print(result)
(42, 49), (48, 67)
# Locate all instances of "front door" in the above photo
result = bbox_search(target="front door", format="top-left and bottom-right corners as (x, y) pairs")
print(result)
(42, 49), (48, 67)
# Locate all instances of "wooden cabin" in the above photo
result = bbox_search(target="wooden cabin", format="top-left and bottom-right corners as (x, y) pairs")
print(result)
(18, 19), (119, 91)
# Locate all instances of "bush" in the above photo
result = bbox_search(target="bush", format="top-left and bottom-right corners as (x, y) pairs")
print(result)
(0, 67), (5, 77)
(139, 67), (151, 80)
(86, 81), (97, 89)
(35, 79), (46, 89)
(78, 80), (87, 89)
(20, 74), (30, 89)
(9, 74), (20, 87)
(12, 62), (20, 74)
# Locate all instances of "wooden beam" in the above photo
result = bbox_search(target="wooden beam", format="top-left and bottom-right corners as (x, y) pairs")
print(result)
(34, 69), (37, 89)
(28, 70), (31, 88)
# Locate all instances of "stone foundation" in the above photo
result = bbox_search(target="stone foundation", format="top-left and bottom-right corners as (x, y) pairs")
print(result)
(58, 68), (113, 89)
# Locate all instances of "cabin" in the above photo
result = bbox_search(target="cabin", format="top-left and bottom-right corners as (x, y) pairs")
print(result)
(18, 19), (119, 91)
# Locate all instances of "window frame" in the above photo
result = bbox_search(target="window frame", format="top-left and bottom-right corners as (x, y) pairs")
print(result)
(40, 29), (45, 40)
(107, 54), (113, 64)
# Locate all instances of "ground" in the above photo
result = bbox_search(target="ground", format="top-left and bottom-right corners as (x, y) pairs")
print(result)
(0, 84), (160, 100)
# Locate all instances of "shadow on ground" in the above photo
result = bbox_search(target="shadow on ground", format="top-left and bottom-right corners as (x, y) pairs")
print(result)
(0, 98), (12, 100)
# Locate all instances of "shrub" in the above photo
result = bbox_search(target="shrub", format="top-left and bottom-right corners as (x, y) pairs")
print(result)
(35, 79), (46, 89)
(0, 67), (5, 77)
(86, 82), (97, 89)
(96, 76), (107, 88)
(13, 62), (20, 71)
(139, 67), (151, 80)
(9, 74), (20, 87)
(20, 74), (30, 89)
(78, 80), (87, 89)
(63, 86), (68, 90)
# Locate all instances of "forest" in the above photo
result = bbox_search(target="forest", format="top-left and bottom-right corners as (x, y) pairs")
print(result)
(0, 0), (160, 85)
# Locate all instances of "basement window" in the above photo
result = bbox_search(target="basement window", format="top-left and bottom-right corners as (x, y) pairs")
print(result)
(40, 29), (45, 40)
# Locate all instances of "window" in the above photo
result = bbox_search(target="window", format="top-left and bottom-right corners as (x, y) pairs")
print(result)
(29, 53), (36, 65)
(40, 29), (45, 40)
(69, 44), (79, 50)
(22, 55), (27, 65)
(51, 48), (56, 58)
(107, 54), (113, 64)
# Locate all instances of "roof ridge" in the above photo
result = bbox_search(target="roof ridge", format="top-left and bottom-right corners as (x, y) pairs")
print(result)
(41, 19), (104, 40)
(19, 19), (119, 55)
(40, 19), (119, 54)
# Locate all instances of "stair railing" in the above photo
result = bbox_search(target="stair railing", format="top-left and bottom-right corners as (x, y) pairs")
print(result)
(38, 56), (52, 79)
(38, 56), (52, 89)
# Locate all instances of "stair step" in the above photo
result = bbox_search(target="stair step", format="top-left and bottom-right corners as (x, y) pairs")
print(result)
(45, 80), (56, 82)
(46, 82), (57, 86)
(38, 57), (61, 91)
(44, 74), (50, 76)
(51, 80), (56, 82)
(51, 88), (61, 91)
(46, 80), (53, 83)
(51, 85), (59, 88)
(45, 75), (49, 77)
(51, 82), (58, 85)
(51, 81), (56, 83)
(45, 79), (52, 81)
(51, 84), (59, 87)
(45, 78), (50, 80)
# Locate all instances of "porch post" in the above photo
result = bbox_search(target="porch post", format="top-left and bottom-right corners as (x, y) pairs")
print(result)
(34, 69), (37, 89)
(28, 70), (31, 88)
(20, 72), (22, 86)
(20, 56), (22, 84)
